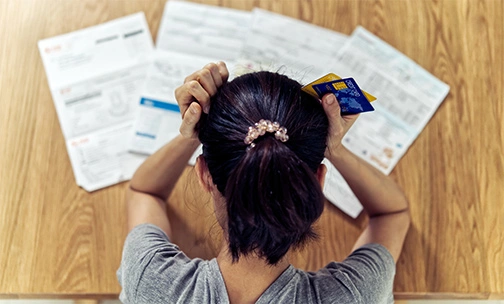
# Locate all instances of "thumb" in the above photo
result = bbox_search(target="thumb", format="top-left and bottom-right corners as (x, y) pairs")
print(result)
(179, 102), (202, 138)
(321, 93), (341, 123)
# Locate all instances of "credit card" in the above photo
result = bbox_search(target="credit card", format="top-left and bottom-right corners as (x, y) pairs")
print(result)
(312, 78), (374, 115)
(301, 73), (376, 102)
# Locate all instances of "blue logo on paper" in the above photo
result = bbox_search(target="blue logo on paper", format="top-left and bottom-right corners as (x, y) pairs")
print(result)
(139, 97), (180, 113)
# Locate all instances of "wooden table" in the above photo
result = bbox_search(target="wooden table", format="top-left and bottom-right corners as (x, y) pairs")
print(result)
(1, 0), (503, 300)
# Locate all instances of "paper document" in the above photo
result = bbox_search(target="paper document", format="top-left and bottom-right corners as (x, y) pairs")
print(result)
(156, 0), (252, 61)
(237, 8), (348, 82)
(38, 13), (154, 191)
(331, 26), (450, 175)
(129, 51), (232, 164)
(322, 159), (363, 218)
(321, 26), (449, 217)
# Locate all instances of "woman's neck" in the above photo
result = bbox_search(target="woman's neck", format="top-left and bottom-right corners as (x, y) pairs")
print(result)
(216, 246), (290, 304)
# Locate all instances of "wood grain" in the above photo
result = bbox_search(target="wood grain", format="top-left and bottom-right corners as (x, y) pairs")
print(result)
(0, 0), (502, 299)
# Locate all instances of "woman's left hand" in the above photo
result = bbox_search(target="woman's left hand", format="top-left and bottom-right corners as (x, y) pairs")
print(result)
(174, 62), (229, 139)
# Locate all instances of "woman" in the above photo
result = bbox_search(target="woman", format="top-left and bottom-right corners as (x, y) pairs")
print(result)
(118, 62), (410, 303)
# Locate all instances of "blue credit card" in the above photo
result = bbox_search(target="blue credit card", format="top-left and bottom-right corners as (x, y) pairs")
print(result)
(312, 78), (374, 115)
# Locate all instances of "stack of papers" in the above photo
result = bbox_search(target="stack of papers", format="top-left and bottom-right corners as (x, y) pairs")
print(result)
(38, 1), (449, 218)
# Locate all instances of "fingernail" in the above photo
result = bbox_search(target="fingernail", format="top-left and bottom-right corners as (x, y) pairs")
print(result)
(205, 106), (210, 113)
(325, 94), (335, 105)
(190, 104), (197, 114)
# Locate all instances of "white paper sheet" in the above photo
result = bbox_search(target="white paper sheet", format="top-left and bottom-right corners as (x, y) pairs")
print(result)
(236, 8), (348, 82)
(128, 50), (230, 164)
(320, 27), (449, 217)
(331, 26), (450, 175)
(156, 0), (252, 61)
(38, 13), (154, 191)
(322, 159), (363, 218)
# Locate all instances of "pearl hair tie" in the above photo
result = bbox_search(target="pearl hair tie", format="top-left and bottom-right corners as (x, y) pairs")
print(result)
(244, 119), (289, 148)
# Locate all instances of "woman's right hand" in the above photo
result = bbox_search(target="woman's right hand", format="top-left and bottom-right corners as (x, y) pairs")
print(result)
(321, 93), (360, 159)
(174, 62), (229, 139)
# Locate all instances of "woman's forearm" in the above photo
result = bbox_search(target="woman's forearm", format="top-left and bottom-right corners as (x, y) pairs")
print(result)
(327, 146), (409, 217)
(130, 135), (200, 200)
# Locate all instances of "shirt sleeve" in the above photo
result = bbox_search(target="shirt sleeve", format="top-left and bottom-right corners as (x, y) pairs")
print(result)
(323, 243), (396, 304)
(117, 223), (189, 303)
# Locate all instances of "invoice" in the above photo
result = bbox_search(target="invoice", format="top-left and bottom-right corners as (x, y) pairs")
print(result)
(38, 13), (154, 191)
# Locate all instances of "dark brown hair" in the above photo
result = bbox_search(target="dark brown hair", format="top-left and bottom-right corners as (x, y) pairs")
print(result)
(198, 71), (328, 265)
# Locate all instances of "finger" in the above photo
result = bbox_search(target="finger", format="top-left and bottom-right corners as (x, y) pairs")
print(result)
(179, 102), (202, 138)
(184, 69), (200, 83)
(217, 61), (229, 83)
(186, 80), (211, 114)
(196, 68), (218, 97)
(342, 114), (359, 122)
(342, 114), (360, 129)
(175, 80), (210, 118)
(205, 63), (223, 88)
(184, 62), (226, 87)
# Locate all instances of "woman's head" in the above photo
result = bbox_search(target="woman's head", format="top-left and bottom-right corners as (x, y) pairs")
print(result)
(198, 71), (329, 265)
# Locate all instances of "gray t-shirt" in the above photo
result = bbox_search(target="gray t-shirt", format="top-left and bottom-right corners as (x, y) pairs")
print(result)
(118, 224), (395, 303)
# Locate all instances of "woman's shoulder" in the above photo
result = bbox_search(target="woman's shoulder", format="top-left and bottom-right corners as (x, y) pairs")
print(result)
(119, 224), (227, 303)
(284, 244), (395, 304)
